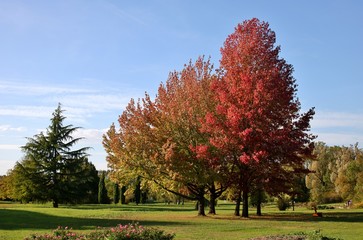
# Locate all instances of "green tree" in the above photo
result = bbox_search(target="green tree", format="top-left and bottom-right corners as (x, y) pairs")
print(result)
(120, 185), (127, 204)
(113, 183), (120, 204)
(14, 104), (94, 207)
(98, 171), (109, 204)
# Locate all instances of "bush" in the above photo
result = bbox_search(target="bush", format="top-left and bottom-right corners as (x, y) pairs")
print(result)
(24, 223), (175, 240)
(277, 196), (291, 211)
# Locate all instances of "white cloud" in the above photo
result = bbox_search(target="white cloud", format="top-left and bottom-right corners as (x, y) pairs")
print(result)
(311, 111), (363, 146)
(0, 125), (26, 132)
(0, 106), (54, 118)
(312, 111), (363, 129)
(0, 144), (21, 150)
(0, 80), (95, 96)
(0, 159), (17, 175)
(73, 128), (107, 144)
(314, 132), (363, 146)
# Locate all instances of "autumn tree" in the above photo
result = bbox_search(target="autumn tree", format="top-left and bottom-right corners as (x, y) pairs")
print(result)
(13, 104), (97, 207)
(104, 57), (225, 215)
(201, 18), (315, 217)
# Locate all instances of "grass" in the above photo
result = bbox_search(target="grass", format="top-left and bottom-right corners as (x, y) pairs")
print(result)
(1, 201), (363, 240)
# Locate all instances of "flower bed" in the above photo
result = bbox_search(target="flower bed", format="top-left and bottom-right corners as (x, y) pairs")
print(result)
(24, 223), (175, 240)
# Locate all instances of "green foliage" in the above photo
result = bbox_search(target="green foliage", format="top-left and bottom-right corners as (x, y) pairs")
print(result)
(120, 185), (127, 204)
(98, 172), (109, 204)
(306, 142), (363, 204)
(277, 196), (291, 211)
(24, 223), (175, 240)
(12, 104), (97, 207)
(113, 183), (120, 204)
(134, 176), (141, 205)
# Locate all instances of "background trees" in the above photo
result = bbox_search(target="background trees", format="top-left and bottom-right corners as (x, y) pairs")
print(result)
(306, 142), (363, 204)
(11, 104), (99, 207)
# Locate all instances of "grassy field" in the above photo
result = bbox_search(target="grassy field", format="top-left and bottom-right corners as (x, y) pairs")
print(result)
(1, 201), (363, 240)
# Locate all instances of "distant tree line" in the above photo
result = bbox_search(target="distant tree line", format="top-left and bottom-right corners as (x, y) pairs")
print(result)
(306, 142), (363, 204)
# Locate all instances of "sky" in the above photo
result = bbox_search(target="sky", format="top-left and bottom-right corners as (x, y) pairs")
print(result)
(1, 0), (362, 175)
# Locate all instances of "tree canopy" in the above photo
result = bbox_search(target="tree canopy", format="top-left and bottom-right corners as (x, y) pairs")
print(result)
(104, 18), (315, 217)
(13, 104), (99, 207)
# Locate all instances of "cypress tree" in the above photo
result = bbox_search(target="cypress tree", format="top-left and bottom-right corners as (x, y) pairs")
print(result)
(113, 183), (120, 204)
(98, 172), (109, 204)
(134, 176), (141, 205)
(120, 186), (126, 204)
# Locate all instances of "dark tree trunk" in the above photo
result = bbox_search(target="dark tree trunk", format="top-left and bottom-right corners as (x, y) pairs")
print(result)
(53, 199), (59, 208)
(120, 186), (126, 204)
(234, 189), (242, 216)
(208, 184), (217, 215)
(256, 188), (262, 216)
(256, 202), (262, 216)
(197, 188), (206, 216)
(242, 188), (249, 218)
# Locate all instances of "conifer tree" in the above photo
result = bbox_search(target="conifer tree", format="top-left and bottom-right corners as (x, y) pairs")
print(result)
(14, 104), (94, 207)
(98, 171), (109, 204)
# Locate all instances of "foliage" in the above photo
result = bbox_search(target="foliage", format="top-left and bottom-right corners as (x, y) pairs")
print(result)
(306, 142), (363, 204)
(24, 223), (175, 240)
(113, 183), (120, 204)
(11, 104), (98, 207)
(201, 18), (315, 217)
(103, 57), (222, 216)
(277, 195), (291, 211)
(98, 171), (109, 204)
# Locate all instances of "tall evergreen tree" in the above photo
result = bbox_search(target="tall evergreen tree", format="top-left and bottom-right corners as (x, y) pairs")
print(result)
(98, 171), (109, 204)
(134, 176), (141, 205)
(120, 185), (127, 204)
(113, 183), (120, 204)
(14, 104), (93, 207)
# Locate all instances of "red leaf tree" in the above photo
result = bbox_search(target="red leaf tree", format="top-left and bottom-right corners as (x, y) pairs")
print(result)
(201, 18), (315, 217)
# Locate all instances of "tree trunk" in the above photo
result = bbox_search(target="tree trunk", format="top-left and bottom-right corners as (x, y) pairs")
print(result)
(197, 188), (206, 216)
(208, 184), (217, 215)
(242, 188), (249, 218)
(256, 202), (262, 216)
(234, 189), (242, 216)
(53, 199), (59, 208)
(256, 189), (262, 216)
(120, 186), (126, 204)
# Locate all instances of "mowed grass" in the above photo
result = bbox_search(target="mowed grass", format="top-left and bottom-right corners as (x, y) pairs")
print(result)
(1, 201), (363, 240)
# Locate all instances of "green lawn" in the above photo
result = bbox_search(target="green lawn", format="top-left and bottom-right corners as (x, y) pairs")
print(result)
(1, 201), (362, 240)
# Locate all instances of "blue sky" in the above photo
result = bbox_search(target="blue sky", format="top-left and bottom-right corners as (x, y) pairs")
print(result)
(1, 0), (362, 175)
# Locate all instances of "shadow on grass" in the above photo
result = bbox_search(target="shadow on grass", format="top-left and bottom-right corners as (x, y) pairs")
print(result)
(0, 209), (189, 231)
(213, 211), (363, 223)
(64, 204), (196, 212)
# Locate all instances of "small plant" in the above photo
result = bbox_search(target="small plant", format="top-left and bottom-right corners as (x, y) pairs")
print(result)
(24, 223), (175, 240)
(277, 196), (291, 211)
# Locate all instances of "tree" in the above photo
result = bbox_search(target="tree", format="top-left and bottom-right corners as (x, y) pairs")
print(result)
(120, 185), (127, 204)
(113, 183), (120, 204)
(202, 18), (315, 217)
(14, 104), (94, 207)
(104, 57), (225, 216)
(98, 171), (109, 204)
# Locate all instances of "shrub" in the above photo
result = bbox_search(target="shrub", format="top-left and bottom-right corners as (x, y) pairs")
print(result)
(277, 196), (291, 211)
(24, 223), (175, 240)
